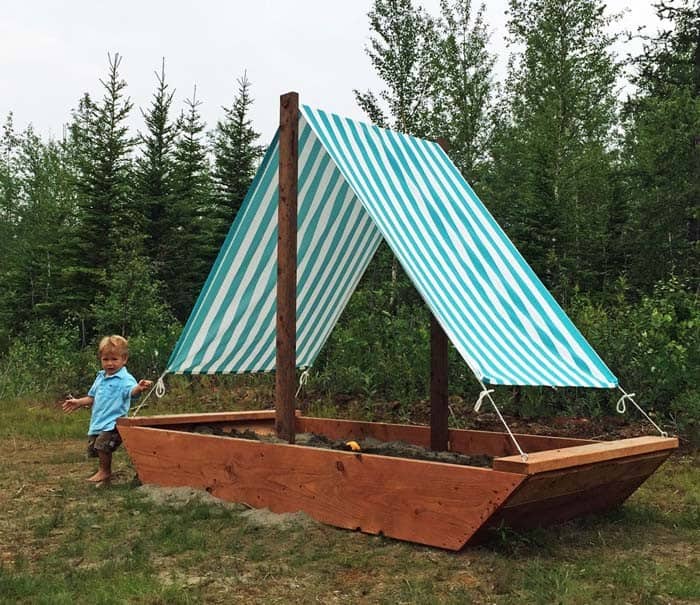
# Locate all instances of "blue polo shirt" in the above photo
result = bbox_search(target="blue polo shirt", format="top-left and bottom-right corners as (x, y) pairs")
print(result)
(87, 367), (137, 434)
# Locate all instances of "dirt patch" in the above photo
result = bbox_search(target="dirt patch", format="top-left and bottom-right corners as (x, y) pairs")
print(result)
(137, 484), (317, 529)
(190, 426), (493, 467)
(239, 508), (316, 528)
(137, 484), (246, 511)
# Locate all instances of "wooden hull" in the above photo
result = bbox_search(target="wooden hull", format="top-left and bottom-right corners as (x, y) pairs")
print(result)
(117, 412), (677, 550)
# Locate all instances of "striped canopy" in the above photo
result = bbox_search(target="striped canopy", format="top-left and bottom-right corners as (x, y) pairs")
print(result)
(166, 105), (617, 388)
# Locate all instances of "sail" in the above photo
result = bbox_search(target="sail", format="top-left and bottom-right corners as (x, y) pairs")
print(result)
(167, 105), (617, 389)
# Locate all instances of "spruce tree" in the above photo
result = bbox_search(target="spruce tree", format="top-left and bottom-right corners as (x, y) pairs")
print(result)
(71, 54), (137, 268)
(211, 72), (263, 245)
(622, 0), (700, 289)
(67, 53), (148, 335)
(136, 59), (177, 274)
(166, 87), (217, 321)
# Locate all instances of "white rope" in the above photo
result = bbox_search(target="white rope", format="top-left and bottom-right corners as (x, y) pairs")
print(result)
(473, 388), (494, 413)
(295, 368), (310, 399)
(155, 375), (166, 398)
(616, 386), (668, 437)
(474, 381), (528, 461)
(616, 391), (632, 414)
(131, 372), (167, 417)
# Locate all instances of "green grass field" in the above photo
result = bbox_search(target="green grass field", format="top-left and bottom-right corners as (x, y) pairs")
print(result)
(1, 396), (698, 604)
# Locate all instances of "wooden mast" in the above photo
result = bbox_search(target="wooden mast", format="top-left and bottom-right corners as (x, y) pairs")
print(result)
(276, 91), (299, 442)
(430, 137), (451, 452)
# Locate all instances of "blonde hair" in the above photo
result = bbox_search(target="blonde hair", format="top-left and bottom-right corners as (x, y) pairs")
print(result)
(98, 335), (129, 358)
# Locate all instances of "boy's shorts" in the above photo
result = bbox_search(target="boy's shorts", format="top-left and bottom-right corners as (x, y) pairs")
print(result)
(87, 430), (122, 457)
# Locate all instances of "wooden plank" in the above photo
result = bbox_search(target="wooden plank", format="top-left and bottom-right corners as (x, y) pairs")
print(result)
(119, 410), (279, 427)
(430, 312), (449, 451)
(501, 450), (671, 507)
(296, 417), (595, 456)
(296, 417), (431, 447)
(119, 425), (524, 550)
(493, 436), (678, 475)
(474, 474), (652, 540)
(449, 428), (595, 457)
(276, 91), (299, 443)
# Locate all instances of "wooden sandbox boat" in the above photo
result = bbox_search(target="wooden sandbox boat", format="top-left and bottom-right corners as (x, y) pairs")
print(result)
(120, 94), (678, 550)
(118, 411), (677, 550)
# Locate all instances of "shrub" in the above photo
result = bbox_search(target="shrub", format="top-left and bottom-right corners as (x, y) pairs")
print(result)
(0, 320), (93, 399)
(312, 289), (430, 409)
(570, 277), (699, 435)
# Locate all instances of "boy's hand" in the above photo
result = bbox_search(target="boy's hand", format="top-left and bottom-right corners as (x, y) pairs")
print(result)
(62, 398), (84, 413)
(135, 379), (153, 394)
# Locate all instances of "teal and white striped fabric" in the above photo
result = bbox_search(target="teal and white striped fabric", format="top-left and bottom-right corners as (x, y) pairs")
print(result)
(167, 105), (617, 388)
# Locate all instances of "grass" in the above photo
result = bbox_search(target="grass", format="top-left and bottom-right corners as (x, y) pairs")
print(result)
(0, 394), (698, 604)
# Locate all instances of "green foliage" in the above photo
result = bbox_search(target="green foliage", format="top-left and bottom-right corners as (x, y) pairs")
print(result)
(433, 0), (495, 182)
(355, 0), (441, 136)
(126, 325), (182, 381)
(484, 0), (622, 299)
(211, 72), (263, 245)
(621, 0), (700, 290)
(0, 117), (78, 341)
(135, 59), (177, 276)
(91, 244), (175, 339)
(0, 320), (94, 400)
(66, 53), (138, 326)
(166, 88), (217, 321)
(313, 289), (430, 409)
(568, 278), (699, 424)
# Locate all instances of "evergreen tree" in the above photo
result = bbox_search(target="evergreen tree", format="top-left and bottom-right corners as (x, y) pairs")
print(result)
(67, 53), (152, 335)
(484, 0), (621, 298)
(211, 72), (263, 245)
(136, 59), (177, 274)
(70, 54), (137, 272)
(166, 87), (217, 321)
(622, 0), (700, 289)
(0, 123), (77, 336)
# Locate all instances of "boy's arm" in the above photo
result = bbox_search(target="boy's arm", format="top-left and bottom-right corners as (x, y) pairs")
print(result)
(62, 396), (94, 413)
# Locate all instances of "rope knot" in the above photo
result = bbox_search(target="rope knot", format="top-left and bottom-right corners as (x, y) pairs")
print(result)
(155, 376), (166, 398)
(616, 391), (635, 414)
(295, 368), (311, 398)
(616, 387), (668, 437)
(474, 388), (495, 413)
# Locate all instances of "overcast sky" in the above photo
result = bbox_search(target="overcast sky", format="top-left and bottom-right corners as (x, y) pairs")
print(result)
(1, 1), (661, 145)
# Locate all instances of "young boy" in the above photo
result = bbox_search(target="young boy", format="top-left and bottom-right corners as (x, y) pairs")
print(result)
(62, 335), (152, 483)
